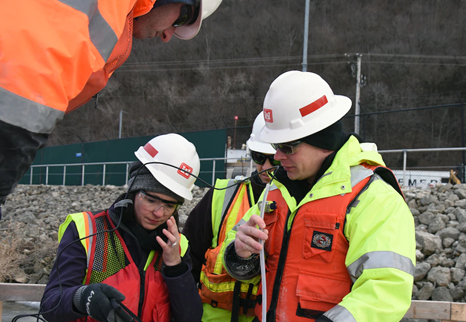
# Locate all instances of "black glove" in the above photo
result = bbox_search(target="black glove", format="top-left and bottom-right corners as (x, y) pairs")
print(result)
(73, 283), (129, 322)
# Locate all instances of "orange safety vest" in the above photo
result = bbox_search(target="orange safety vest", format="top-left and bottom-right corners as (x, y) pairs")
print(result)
(257, 165), (402, 322)
(66, 10), (134, 112)
(199, 180), (259, 318)
(65, 210), (172, 322)
(0, 0), (155, 133)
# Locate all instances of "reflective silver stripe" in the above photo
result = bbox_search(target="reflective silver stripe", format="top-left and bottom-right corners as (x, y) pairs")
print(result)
(232, 218), (247, 232)
(315, 171), (333, 184)
(270, 184), (279, 191)
(0, 87), (64, 133)
(84, 212), (94, 268)
(58, 0), (118, 61)
(350, 165), (373, 188)
(221, 179), (237, 218)
(324, 305), (356, 322)
(347, 251), (415, 283)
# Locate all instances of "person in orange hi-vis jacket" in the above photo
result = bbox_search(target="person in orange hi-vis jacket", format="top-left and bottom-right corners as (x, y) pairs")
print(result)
(0, 0), (223, 218)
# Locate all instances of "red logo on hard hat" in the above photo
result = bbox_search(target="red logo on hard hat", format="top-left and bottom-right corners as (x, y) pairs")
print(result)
(178, 162), (193, 179)
(264, 109), (273, 123)
(299, 95), (328, 117)
(144, 143), (159, 158)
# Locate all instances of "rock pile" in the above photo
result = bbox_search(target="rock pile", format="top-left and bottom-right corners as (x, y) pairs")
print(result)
(3, 182), (466, 307)
(408, 183), (466, 303)
(0, 184), (209, 284)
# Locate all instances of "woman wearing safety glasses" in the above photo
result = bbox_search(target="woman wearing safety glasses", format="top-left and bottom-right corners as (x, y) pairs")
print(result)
(41, 134), (202, 322)
(182, 112), (279, 322)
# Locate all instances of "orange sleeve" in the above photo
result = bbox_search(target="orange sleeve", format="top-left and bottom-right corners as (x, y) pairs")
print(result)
(0, 0), (136, 133)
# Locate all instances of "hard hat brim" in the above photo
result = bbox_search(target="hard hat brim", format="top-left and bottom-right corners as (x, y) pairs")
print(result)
(246, 138), (276, 154)
(259, 95), (352, 144)
(175, 0), (203, 40)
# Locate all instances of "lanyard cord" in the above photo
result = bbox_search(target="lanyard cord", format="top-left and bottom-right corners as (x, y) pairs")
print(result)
(259, 181), (272, 322)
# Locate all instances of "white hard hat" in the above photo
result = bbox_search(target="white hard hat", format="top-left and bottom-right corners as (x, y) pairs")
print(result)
(175, 0), (223, 40)
(134, 133), (200, 200)
(246, 112), (276, 154)
(259, 70), (352, 144)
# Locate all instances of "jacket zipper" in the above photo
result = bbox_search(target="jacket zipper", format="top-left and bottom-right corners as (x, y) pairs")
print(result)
(267, 209), (293, 321)
(138, 269), (146, 317)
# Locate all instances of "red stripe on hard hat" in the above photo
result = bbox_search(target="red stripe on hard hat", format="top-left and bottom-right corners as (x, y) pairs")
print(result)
(144, 143), (159, 158)
(299, 95), (328, 117)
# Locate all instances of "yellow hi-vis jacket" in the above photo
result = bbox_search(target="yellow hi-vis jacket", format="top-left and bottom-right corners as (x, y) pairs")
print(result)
(199, 179), (260, 322)
(223, 136), (416, 322)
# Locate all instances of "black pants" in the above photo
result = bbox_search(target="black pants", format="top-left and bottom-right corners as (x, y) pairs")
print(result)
(0, 120), (48, 209)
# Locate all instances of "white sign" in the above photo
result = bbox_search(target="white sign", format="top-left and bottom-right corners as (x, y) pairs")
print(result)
(392, 170), (450, 188)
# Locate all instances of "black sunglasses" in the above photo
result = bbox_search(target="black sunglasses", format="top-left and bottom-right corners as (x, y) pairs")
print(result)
(173, 5), (197, 27)
(271, 140), (303, 155)
(251, 151), (280, 166)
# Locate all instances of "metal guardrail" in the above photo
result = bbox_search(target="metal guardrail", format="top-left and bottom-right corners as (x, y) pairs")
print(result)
(21, 147), (466, 189)
(379, 147), (466, 189)
(24, 157), (250, 187)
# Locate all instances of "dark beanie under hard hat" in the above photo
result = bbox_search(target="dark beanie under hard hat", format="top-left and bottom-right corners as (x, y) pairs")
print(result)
(299, 120), (344, 151)
(153, 0), (197, 8)
(127, 161), (184, 204)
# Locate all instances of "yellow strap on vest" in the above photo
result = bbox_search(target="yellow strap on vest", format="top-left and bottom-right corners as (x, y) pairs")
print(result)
(59, 212), (94, 256)
(213, 184), (250, 274)
(200, 271), (260, 294)
(211, 179), (235, 247)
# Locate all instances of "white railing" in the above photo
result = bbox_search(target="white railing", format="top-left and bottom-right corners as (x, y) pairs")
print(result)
(24, 157), (251, 187)
(22, 147), (466, 189)
(379, 147), (466, 189)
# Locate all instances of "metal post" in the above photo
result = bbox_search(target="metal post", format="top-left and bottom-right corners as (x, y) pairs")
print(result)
(212, 159), (216, 185)
(30, 167), (33, 185)
(403, 150), (407, 188)
(302, 0), (310, 72)
(457, 92), (465, 182)
(354, 54), (362, 134)
(63, 166), (66, 186)
(233, 116), (238, 150)
(103, 164), (106, 185)
(126, 163), (129, 185)
(45, 166), (49, 185)
(119, 110), (128, 139)
(82, 165), (85, 186)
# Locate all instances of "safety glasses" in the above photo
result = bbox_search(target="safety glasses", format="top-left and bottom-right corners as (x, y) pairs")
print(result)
(173, 5), (196, 27)
(251, 151), (280, 166)
(271, 140), (303, 155)
(139, 190), (180, 215)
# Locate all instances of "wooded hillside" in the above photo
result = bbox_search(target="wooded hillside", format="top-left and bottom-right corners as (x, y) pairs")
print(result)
(49, 0), (466, 169)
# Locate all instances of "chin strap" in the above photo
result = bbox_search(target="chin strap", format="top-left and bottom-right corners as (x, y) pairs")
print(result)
(114, 199), (133, 209)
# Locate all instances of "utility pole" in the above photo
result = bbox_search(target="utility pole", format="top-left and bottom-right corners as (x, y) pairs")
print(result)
(119, 110), (128, 139)
(354, 54), (362, 134)
(233, 115), (238, 149)
(302, 0), (310, 72)
(457, 92), (465, 182)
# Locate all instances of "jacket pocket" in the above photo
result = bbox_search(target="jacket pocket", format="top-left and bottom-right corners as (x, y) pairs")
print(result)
(303, 213), (339, 263)
(296, 270), (351, 316)
(264, 210), (278, 256)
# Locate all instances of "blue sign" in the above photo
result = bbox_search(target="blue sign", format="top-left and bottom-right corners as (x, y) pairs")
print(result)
(76, 153), (82, 157)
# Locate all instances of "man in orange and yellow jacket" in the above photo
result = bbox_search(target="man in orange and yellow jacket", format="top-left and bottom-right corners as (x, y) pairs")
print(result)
(223, 71), (416, 322)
